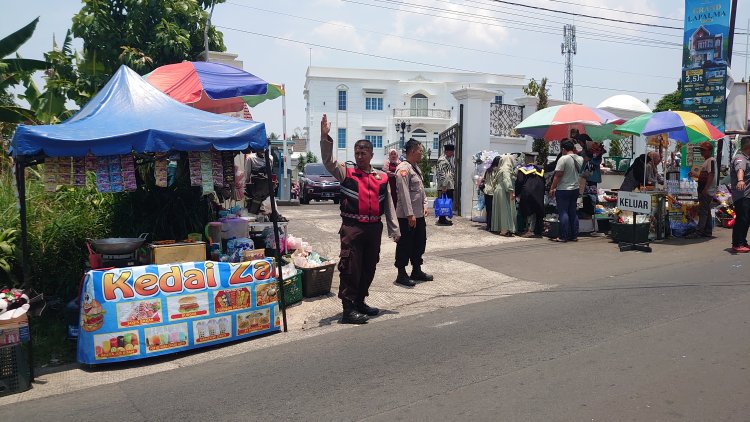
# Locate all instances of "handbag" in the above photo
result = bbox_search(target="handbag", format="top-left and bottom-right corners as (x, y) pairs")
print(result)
(434, 193), (453, 218)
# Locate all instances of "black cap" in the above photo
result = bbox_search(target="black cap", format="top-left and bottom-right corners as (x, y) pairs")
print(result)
(444, 144), (455, 151)
(524, 151), (539, 156)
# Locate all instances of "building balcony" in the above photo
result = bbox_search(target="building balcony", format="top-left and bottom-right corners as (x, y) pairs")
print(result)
(383, 140), (440, 161)
(490, 104), (525, 137)
(393, 108), (451, 120)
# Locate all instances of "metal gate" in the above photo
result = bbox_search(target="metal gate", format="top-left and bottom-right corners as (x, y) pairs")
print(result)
(438, 122), (461, 215)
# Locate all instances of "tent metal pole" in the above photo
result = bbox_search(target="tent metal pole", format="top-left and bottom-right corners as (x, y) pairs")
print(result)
(264, 149), (288, 332)
(14, 160), (30, 288)
(14, 159), (35, 381)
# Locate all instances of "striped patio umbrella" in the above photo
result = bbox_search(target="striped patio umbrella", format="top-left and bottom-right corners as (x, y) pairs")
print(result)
(515, 104), (625, 141)
(614, 110), (724, 143)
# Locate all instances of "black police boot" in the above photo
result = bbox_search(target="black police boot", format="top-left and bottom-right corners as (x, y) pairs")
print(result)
(411, 266), (434, 282)
(341, 300), (368, 324)
(395, 268), (416, 287)
(355, 300), (379, 316)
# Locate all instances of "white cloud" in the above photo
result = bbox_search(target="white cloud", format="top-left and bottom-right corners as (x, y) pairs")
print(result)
(311, 20), (368, 53)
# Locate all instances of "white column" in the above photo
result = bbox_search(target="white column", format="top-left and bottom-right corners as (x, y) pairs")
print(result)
(451, 88), (496, 217)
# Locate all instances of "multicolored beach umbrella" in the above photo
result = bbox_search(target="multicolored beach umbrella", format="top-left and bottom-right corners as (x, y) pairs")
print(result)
(614, 111), (724, 144)
(515, 104), (625, 141)
(145, 61), (282, 113)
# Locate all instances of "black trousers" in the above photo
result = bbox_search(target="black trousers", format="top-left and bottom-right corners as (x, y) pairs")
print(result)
(337, 220), (383, 302)
(520, 200), (545, 235)
(732, 197), (750, 247)
(484, 194), (493, 230)
(395, 217), (426, 269)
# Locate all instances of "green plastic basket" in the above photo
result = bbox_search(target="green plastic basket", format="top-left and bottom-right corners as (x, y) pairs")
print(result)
(283, 270), (303, 306)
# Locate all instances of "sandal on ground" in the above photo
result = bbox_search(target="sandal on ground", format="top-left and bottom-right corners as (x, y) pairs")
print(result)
(549, 238), (567, 243)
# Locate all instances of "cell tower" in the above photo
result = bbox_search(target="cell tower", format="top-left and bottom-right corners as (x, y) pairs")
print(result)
(561, 24), (577, 102)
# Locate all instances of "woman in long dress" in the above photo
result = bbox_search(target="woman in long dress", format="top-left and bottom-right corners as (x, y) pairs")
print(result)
(491, 154), (517, 236)
(482, 156), (501, 231)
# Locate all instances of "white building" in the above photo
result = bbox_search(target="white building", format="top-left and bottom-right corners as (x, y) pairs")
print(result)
(303, 66), (530, 167)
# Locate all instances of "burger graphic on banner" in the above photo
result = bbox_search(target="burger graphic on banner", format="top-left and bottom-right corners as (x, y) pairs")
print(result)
(178, 296), (199, 313)
(82, 292), (105, 332)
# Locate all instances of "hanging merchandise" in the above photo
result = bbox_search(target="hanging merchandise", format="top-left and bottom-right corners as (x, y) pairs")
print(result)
(154, 156), (168, 188)
(200, 152), (214, 194)
(120, 154), (137, 191)
(58, 157), (73, 186)
(73, 157), (86, 187)
(44, 157), (58, 192)
(188, 151), (202, 187)
(221, 151), (235, 188)
(95, 156), (111, 192)
(212, 151), (224, 187)
(109, 155), (124, 192)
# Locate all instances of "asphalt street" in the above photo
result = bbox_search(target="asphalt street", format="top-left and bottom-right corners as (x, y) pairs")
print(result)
(3, 224), (750, 421)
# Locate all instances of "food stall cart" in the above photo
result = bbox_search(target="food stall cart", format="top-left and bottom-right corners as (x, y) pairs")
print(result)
(9, 66), (288, 366)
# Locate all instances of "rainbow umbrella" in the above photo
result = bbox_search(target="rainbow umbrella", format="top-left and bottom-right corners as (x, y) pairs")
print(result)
(145, 61), (275, 113)
(515, 104), (625, 141)
(614, 110), (724, 143)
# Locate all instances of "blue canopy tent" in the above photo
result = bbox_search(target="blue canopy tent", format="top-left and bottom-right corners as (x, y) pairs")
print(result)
(10, 66), (289, 344)
(11, 65), (267, 157)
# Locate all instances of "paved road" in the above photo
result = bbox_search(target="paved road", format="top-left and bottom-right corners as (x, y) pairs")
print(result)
(4, 230), (750, 421)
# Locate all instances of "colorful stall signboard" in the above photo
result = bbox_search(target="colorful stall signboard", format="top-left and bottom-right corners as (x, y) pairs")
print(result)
(681, 0), (735, 132)
(77, 259), (281, 364)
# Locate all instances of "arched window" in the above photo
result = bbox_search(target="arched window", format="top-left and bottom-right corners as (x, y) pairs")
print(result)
(337, 85), (348, 111)
(410, 93), (428, 117)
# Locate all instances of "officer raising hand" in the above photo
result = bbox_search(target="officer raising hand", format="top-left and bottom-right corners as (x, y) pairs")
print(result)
(320, 114), (400, 324)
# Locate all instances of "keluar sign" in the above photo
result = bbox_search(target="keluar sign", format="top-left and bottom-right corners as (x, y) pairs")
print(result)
(77, 260), (281, 364)
(617, 191), (652, 215)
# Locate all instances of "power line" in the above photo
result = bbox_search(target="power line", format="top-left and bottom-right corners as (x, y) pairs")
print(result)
(225, 2), (678, 80)
(544, 0), (682, 22)
(216, 24), (672, 96)
(486, 0), (682, 30)
(342, 0), (682, 49)
(445, 0), (681, 39)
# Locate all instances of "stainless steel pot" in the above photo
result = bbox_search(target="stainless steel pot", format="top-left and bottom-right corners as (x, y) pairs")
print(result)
(88, 233), (148, 255)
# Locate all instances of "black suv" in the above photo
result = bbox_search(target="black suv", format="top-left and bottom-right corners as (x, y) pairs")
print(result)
(299, 163), (341, 204)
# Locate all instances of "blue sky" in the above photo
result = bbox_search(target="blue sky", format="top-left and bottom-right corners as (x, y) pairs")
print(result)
(4, 0), (750, 137)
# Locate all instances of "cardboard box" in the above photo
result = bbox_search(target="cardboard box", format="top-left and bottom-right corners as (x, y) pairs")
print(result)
(149, 242), (206, 264)
(0, 314), (29, 346)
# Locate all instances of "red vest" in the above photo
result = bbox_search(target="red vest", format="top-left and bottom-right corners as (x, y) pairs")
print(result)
(339, 167), (390, 223)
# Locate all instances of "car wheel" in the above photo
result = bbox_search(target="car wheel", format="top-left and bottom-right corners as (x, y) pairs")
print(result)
(300, 187), (309, 204)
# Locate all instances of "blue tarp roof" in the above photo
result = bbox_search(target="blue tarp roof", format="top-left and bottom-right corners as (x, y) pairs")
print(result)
(10, 65), (267, 158)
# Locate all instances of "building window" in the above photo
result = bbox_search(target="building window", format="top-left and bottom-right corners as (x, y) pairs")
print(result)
(433, 133), (439, 150)
(338, 90), (347, 111)
(337, 128), (347, 149)
(410, 94), (428, 117)
(365, 134), (383, 148)
(493, 95), (503, 105)
(365, 97), (383, 111)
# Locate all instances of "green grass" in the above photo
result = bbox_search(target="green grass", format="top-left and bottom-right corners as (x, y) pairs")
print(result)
(29, 311), (77, 366)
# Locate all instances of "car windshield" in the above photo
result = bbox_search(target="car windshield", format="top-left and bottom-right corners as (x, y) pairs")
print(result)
(304, 164), (332, 176)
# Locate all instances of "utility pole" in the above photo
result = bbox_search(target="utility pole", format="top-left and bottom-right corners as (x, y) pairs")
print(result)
(561, 24), (577, 102)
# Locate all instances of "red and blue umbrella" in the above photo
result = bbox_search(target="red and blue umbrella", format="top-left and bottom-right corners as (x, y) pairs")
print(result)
(514, 104), (625, 141)
(145, 61), (270, 113)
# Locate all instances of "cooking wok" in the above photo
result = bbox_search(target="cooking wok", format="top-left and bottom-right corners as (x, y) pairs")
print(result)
(88, 233), (149, 255)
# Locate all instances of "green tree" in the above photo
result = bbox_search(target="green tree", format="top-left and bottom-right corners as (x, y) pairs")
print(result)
(522, 78), (540, 96)
(419, 147), (432, 188)
(305, 151), (318, 164)
(0, 18), (49, 125)
(654, 82), (682, 112)
(71, 0), (226, 93)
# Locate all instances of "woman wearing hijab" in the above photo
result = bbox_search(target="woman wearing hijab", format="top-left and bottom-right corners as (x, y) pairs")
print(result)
(482, 156), (501, 231)
(491, 154), (517, 236)
(383, 148), (401, 207)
